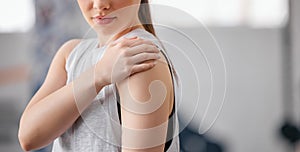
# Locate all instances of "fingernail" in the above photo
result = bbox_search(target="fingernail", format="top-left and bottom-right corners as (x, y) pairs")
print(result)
(130, 36), (138, 39)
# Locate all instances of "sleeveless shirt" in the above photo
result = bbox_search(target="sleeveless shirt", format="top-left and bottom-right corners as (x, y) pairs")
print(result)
(52, 29), (180, 152)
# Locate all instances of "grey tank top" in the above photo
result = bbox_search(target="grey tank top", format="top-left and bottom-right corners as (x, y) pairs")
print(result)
(52, 29), (180, 152)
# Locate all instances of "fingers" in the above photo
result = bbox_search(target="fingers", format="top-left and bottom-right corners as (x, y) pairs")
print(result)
(129, 52), (161, 65)
(112, 36), (156, 48)
(110, 37), (161, 76)
(130, 61), (157, 75)
(127, 38), (155, 48)
(122, 36), (156, 47)
(127, 43), (159, 56)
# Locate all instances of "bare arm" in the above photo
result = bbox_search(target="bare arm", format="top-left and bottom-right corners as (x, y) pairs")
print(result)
(117, 53), (174, 152)
(18, 39), (106, 151)
(18, 37), (160, 151)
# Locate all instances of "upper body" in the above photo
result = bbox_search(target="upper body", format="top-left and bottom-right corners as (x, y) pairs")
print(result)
(51, 28), (180, 152)
(18, 0), (180, 151)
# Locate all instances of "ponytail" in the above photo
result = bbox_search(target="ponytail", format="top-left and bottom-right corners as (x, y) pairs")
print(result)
(138, 0), (156, 36)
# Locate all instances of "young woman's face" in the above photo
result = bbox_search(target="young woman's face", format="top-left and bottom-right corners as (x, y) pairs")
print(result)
(77, 0), (141, 35)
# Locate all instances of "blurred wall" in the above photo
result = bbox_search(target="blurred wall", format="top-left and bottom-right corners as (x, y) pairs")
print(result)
(291, 0), (300, 125)
(0, 33), (31, 151)
(202, 27), (286, 152)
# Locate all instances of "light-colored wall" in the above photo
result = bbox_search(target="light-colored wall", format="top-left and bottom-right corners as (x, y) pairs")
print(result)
(156, 27), (287, 152)
(202, 27), (286, 152)
(291, 0), (300, 125)
(0, 33), (31, 151)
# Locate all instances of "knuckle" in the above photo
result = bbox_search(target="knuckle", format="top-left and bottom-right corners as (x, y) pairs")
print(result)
(127, 66), (132, 73)
(145, 40), (154, 45)
(119, 39), (128, 47)
(115, 43), (123, 49)
(149, 45), (155, 51)
(142, 54), (148, 60)
(142, 44), (149, 51)
(144, 45), (150, 49)
(123, 50), (130, 56)
(123, 66), (128, 73)
(120, 48), (127, 56)
(152, 45), (158, 50)
(148, 46), (154, 52)
(124, 59), (130, 66)
(143, 64), (149, 69)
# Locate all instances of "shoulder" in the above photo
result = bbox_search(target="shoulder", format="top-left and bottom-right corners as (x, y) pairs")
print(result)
(118, 55), (173, 102)
(118, 29), (174, 101)
(57, 39), (81, 61)
(41, 39), (81, 85)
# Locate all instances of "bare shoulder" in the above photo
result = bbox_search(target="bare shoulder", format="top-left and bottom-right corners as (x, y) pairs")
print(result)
(117, 52), (173, 104)
(58, 39), (81, 61)
(116, 51), (175, 129)
(25, 39), (81, 110)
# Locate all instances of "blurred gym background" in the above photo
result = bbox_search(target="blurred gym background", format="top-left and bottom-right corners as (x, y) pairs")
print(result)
(0, 0), (300, 151)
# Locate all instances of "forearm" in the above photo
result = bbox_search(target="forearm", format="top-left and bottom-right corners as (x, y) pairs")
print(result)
(19, 66), (104, 151)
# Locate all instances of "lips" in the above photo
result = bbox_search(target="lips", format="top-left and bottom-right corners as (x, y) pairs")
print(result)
(92, 15), (117, 25)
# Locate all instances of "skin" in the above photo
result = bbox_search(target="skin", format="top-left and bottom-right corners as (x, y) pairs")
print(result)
(77, 0), (142, 46)
(117, 56), (174, 151)
(18, 0), (174, 151)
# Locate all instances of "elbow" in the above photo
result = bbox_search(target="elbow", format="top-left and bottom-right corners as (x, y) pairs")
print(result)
(18, 132), (34, 151)
(18, 120), (32, 151)
(18, 125), (39, 151)
(18, 114), (34, 151)
(18, 115), (41, 151)
(20, 143), (32, 152)
(18, 124), (54, 151)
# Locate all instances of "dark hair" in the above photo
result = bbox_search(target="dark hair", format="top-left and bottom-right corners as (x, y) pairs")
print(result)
(138, 0), (156, 36)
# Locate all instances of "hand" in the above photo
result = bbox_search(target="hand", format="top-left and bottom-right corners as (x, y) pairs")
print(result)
(95, 37), (161, 86)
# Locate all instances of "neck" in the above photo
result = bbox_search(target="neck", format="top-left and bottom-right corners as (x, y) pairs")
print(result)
(97, 24), (144, 48)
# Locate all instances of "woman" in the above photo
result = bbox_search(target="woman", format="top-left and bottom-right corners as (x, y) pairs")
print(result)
(18, 0), (180, 151)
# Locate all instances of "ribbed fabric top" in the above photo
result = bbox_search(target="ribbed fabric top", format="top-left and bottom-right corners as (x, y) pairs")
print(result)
(52, 29), (180, 152)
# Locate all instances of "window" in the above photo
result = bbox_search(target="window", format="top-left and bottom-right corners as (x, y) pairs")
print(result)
(0, 0), (35, 33)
